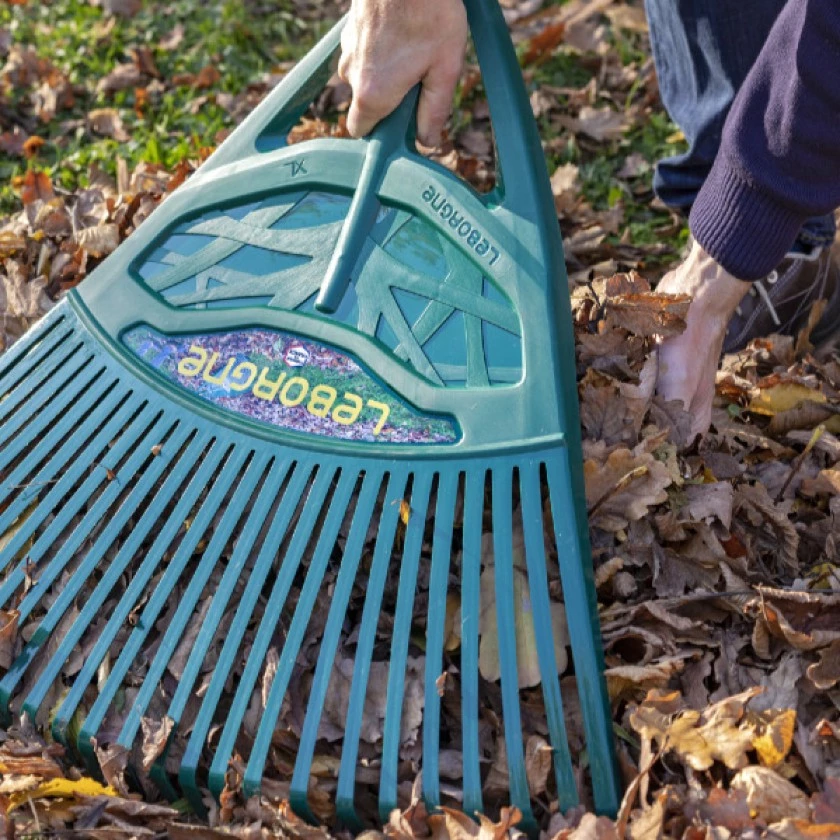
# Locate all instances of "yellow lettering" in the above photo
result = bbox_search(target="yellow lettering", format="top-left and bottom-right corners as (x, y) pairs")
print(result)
(202, 353), (235, 386)
(279, 376), (309, 407)
(177, 344), (208, 377)
(307, 384), (337, 418)
(367, 400), (391, 435)
(253, 367), (287, 401)
(229, 361), (258, 392)
(332, 393), (363, 426)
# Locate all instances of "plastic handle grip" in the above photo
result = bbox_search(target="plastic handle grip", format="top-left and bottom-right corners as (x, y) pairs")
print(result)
(315, 85), (420, 314)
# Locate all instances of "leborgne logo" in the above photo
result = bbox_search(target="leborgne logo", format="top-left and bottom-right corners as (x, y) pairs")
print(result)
(284, 344), (310, 368)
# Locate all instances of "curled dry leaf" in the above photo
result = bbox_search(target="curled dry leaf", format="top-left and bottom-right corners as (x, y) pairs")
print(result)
(72, 223), (120, 257)
(731, 766), (811, 824)
(749, 588), (840, 653)
(87, 107), (130, 141)
(604, 292), (690, 338)
(140, 715), (174, 772)
(629, 688), (763, 772)
(584, 445), (672, 531)
(807, 639), (840, 690)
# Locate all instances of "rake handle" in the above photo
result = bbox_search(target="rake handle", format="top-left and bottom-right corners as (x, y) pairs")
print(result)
(315, 86), (420, 314)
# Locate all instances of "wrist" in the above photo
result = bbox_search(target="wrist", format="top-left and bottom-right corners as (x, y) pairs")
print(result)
(659, 239), (751, 322)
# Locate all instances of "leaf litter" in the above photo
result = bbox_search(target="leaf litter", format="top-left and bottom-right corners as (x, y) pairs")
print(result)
(0, 0), (839, 838)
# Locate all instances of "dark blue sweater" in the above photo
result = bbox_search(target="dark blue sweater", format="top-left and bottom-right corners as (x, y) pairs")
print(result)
(688, 0), (840, 280)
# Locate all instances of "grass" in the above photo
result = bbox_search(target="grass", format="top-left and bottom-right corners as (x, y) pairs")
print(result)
(2, 0), (687, 263)
(0, 0), (336, 212)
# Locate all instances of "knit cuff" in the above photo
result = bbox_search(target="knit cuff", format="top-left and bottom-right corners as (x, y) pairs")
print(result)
(688, 154), (805, 281)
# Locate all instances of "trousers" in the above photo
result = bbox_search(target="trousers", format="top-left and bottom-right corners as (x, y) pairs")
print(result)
(643, 0), (836, 250)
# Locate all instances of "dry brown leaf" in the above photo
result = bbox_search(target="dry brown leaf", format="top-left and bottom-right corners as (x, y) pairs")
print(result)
(630, 688), (762, 772)
(20, 169), (55, 205)
(87, 107), (130, 141)
(0, 608), (19, 670)
(478, 563), (568, 688)
(96, 61), (143, 94)
(522, 21), (566, 66)
(695, 787), (753, 832)
(806, 639), (840, 689)
(140, 715), (174, 772)
(91, 741), (130, 796)
(584, 446), (672, 531)
(749, 588), (840, 653)
(605, 292), (690, 338)
(551, 162), (581, 216)
(575, 106), (626, 142)
(731, 766), (811, 823)
(72, 223), (120, 257)
(524, 735), (552, 797)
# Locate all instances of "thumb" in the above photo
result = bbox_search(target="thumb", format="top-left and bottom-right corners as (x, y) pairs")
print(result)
(416, 56), (462, 147)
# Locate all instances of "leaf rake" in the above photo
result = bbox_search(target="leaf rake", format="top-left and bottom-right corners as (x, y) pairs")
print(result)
(0, 0), (621, 830)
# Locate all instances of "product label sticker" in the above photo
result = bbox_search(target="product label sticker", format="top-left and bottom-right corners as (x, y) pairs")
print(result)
(123, 326), (459, 445)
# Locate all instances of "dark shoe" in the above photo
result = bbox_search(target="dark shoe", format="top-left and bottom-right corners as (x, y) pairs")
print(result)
(723, 246), (840, 353)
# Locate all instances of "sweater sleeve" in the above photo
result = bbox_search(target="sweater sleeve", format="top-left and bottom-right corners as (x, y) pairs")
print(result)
(688, 0), (840, 280)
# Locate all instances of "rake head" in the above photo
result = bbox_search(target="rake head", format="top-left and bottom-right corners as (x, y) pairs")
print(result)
(0, 0), (620, 830)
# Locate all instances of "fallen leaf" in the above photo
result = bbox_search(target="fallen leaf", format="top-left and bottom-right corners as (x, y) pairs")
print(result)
(731, 766), (810, 823)
(72, 223), (120, 257)
(87, 108), (130, 142)
(584, 445), (672, 531)
(20, 170), (55, 205)
(605, 292), (690, 338)
(478, 563), (568, 688)
(7, 776), (119, 812)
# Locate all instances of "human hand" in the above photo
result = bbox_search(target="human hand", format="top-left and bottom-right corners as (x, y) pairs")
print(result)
(655, 240), (751, 438)
(338, 0), (468, 146)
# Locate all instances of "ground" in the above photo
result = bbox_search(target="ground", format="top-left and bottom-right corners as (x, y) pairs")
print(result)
(0, 0), (839, 838)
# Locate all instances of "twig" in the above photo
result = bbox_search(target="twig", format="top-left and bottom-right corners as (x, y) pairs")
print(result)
(776, 423), (825, 500)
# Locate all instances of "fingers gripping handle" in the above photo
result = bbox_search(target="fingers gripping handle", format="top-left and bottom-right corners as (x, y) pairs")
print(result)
(198, 0), (555, 314)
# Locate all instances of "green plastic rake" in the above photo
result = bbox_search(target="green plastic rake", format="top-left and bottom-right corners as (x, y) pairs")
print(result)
(0, 0), (620, 828)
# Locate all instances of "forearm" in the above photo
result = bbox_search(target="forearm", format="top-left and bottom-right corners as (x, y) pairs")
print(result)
(690, 0), (840, 280)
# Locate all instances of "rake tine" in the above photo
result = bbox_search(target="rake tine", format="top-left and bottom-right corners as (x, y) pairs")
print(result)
(333, 470), (408, 830)
(378, 470), (432, 823)
(178, 458), (311, 810)
(147, 457), (288, 794)
(6, 409), (173, 623)
(242, 467), (366, 802)
(491, 467), (535, 830)
(50, 437), (228, 756)
(0, 402), (161, 615)
(519, 461), (577, 810)
(0, 363), (110, 476)
(17, 429), (210, 732)
(0, 378), (122, 510)
(0, 320), (74, 404)
(205, 461), (341, 802)
(115, 450), (274, 751)
(0, 308), (68, 393)
(0, 388), (139, 576)
(546, 453), (620, 816)
(460, 466), (485, 817)
(0, 345), (92, 452)
(422, 468), (459, 811)
(77, 442), (250, 775)
(2, 422), (193, 718)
